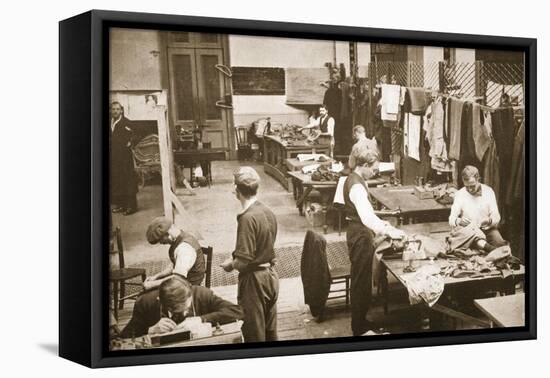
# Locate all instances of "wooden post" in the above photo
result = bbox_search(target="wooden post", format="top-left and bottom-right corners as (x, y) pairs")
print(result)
(156, 105), (174, 221)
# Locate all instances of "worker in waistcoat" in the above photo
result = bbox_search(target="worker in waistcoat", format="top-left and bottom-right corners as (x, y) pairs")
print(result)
(144, 216), (206, 289)
(343, 145), (405, 336)
(319, 104), (336, 157)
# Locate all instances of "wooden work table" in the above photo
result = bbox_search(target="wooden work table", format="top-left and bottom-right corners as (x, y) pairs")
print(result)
(369, 185), (452, 224)
(263, 134), (331, 191)
(474, 294), (525, 328)
(173, 148), (227, 187)
(287, 171), (389, 233)
(379, 222), (525, 330)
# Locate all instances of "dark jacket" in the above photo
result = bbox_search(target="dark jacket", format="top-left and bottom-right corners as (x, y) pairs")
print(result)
(110, 116), (138, 198)
(300, 230), (330, 317)
(120, 286), (243, 338)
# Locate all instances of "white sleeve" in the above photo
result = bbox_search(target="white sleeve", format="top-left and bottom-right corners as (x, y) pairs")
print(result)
(448, 191), (462, 227)
(487, 188), (501, 226)
(349, 183), (390, 235)
(172, 243), (197, 278)
(327, 117), (335, 137)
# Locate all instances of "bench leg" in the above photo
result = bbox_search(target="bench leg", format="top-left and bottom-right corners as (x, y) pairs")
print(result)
(112, 281), (119, 320)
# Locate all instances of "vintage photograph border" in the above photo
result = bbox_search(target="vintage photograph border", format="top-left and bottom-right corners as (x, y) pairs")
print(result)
(59, 9), (536, 368)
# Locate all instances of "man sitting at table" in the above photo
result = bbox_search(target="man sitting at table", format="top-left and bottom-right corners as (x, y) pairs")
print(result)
(120, 276), (243, 338)
(348, 125), (379, 170)
(143, 216), (205, 289)
(343, 145), (405, 336)
(448, 165), (508, 252)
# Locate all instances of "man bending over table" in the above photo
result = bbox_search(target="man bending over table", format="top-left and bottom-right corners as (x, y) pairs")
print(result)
(448, 165), (508, 252)
(120, 276), (243, 338)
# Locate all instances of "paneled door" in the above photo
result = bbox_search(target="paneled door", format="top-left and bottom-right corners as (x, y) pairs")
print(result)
(168, 47), (229, 150)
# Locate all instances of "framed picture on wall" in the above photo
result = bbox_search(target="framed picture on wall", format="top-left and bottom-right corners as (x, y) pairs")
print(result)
(59, 10), (536, 368)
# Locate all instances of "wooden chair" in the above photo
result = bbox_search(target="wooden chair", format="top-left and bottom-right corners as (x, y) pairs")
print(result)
(327, 264), (351, 308)
(235, 125), (252, 160)
(110, 227), (146, 320)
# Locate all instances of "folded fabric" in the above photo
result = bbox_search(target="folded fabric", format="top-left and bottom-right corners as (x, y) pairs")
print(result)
(381, 84), (401, 120)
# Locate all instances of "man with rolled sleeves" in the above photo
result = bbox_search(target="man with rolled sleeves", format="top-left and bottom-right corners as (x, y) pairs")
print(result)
(221, 167), (279, 342)
(343, 145), (405, 335)
(144, 216), (205, 288)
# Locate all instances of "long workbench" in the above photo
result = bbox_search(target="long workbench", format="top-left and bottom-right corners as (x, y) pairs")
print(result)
(263, 134), (331, 191)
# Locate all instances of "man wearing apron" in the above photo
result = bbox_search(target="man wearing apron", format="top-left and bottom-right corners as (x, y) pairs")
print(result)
(343, 146), (405, 336)
(221, 167), (279, 342)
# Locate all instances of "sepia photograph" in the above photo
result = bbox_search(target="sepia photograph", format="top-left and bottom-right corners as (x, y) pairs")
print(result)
(106, 26), (527, 352)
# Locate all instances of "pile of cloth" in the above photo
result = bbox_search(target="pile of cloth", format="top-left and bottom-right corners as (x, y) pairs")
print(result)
(441, 246), (520, 279)
(310, 165), (341, 182)
(401, 264), (444, 307)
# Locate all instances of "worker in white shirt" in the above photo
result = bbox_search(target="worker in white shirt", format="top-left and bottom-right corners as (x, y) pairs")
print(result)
(144, 217), (206, 288)
(318, 104), (335, 157)
(343, 144), (405, 336)
(348, 125), (380, 170)
(449, 165), (507, 249)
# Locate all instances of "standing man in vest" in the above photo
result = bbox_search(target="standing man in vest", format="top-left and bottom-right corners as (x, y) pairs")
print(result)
(343, 145), (405, 336)
(144, 216), (206, 288)
(221, 167), (279, 342)
(319, 104), (336, 157)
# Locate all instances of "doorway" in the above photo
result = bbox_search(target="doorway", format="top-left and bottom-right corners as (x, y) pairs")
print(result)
(167, 32), (233, 156)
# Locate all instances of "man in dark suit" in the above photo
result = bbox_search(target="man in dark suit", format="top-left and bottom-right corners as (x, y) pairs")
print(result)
(120, 276), (243, 338)
(110, 101), (138, 215)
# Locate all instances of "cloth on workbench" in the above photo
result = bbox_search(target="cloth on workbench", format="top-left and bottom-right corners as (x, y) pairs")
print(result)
(401, 264), (444, 307)
(433, 183), (457, 205)
(448, 98), (465, 160)
(446, 224), (486, 253)
(300, 230), (331, 318)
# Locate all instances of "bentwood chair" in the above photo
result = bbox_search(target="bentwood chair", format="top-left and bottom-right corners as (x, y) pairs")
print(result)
(110, 227), (146, 320)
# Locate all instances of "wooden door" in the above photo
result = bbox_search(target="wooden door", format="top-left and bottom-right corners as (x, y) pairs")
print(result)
(194, 49), (228, 149)
(168, 47), (229, 150)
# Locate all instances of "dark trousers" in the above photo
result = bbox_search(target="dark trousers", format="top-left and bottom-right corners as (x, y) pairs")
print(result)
(238, 268), (279, 342)
(346, 222), (375, 336)
(112, 193), (137, 210)
(484, 228), (507, 247)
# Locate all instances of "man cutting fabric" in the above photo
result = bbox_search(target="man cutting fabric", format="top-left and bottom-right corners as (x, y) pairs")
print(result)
(348, 125), (380, 170)
(448, 165), (507, 252)
(343, 145), (405, 336)
(120, 276), (243, 338)
(144, 216), (205, 288)
(221, 167), (279, 342)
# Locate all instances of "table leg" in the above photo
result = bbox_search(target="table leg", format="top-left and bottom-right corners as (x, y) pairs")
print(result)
(112, 281), (119, 320)
(296, 186), (313, 216)
(379, 265), (389, 315)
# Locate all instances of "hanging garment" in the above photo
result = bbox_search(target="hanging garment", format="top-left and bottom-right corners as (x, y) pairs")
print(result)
(405, 113), (421, 161)
(380, 84), (401, 121)
(459, 102), (479, 169)
(492, 107), (516, 183)
(424, 100), (453, 172)
(506, 120), (525, 206)
(323, 85), (342, 123)
(448, 98), (465, 160)
(405, 87), (430, 115)
(300, 230), (331, 318)
(472, 103), (492, 162)
(482, 139), (501, 205)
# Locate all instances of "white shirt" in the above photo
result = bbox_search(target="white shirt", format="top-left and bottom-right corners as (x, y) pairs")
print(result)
(172, 242), (197, 278)
(349, 183), (391, 235)
(448, 184), (501, 229)
(111, 116), (121, 132)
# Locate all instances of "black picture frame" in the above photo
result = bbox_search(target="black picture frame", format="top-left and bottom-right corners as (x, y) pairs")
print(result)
(59, 9), (537, 368)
